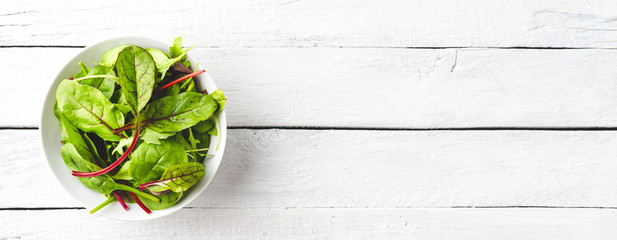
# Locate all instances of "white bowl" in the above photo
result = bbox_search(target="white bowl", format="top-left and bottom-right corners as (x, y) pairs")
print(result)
(39, 36), (227, 220)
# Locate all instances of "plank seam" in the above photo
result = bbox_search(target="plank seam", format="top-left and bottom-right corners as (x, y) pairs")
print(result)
(2, 206), (616, 211)
(6, 126), (617, 131)
(2, 45), (617, 50)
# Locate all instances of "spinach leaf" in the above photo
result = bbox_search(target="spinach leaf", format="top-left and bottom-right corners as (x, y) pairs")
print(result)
(139, 162), (205, 193)
(56, 80), (125, 141)
(128, 140), (188, 184)
(137, 191), (182, 210)
(100, 44), (130, 68)
(116, 46), (156, 115)
(141, 92), (217, 132)
(78, 65), (116, 99)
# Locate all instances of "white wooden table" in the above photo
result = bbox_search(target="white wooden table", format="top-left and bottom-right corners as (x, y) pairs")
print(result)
(2, 0), (617, 239)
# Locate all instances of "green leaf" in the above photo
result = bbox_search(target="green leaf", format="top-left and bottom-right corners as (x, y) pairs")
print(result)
(112, 161), (132, 180)
(143, 162), (205, 193)
(193, 120), (214, 133)
(142, 92), (217, 132)
(74, 61), (90, 79)
(112, 134), (134, 155)
(146, 47), (193, 82)
(78, 65), (116, 99)
(128, 140), (188, 184)
(56, 80), (124, 141)
(169, 37), (185, 59)
(61, 143), (160, 202)
(140, 128), (175, 145)
(116, 46), (156, 115)
(100, 44), (130, 68)
(210, 89), (226, 112)
(137, 191), (182, 210)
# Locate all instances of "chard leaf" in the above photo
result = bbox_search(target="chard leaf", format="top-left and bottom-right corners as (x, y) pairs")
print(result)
(140, 162), (205, 193)
(142, 92), (217, 132)
(78, 65), (116, 99)
(116, 46), (156, 115)
(56, 80), (124, 141)
(128, 140), (188, 184)
(100, 44), (130, 68)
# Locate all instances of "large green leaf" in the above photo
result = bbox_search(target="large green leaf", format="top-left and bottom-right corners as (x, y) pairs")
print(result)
(142, 92), (217, 132)
(56, 80), (124, 141)
(116, 46), (156, 115)
(128, 140), (188, 184)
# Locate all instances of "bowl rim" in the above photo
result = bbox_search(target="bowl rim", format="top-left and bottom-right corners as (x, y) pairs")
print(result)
(39, 36), (227, 221)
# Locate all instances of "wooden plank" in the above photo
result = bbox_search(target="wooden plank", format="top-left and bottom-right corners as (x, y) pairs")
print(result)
(1, 208), (616, 239)
(2, 1), (617, 48)
(4, 47), (617, 128)
(5, 129), (617, 208)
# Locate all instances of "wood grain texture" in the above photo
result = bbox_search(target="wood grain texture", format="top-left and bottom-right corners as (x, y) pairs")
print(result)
(2, 0), (617, 48)
(4, 129), (617, 208)
(1, 208), (616, 239)
(4, 47), (617, 128)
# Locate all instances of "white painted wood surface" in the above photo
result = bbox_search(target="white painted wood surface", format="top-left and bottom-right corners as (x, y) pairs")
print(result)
(2, 0), (617, 48)
(4, 47), (617, 128)
(2, 0), (617, 239)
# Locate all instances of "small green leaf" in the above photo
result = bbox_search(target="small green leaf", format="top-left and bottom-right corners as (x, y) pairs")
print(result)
(210, 89), (226, 112)
(140, 128), (175, 145)
(100, 44), (130, 68)
(78, 65), (116, 99)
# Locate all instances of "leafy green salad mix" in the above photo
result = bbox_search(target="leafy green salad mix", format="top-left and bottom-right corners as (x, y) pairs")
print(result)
(54, 37), (226, 214)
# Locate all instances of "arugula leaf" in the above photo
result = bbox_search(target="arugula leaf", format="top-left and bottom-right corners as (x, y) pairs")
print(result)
(141, 92), (217, 132)
(56, 80), (125, 141)
(116, 46), (156, 115)
(139, 162), (205, 193)
(128, 140), (188, 184)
